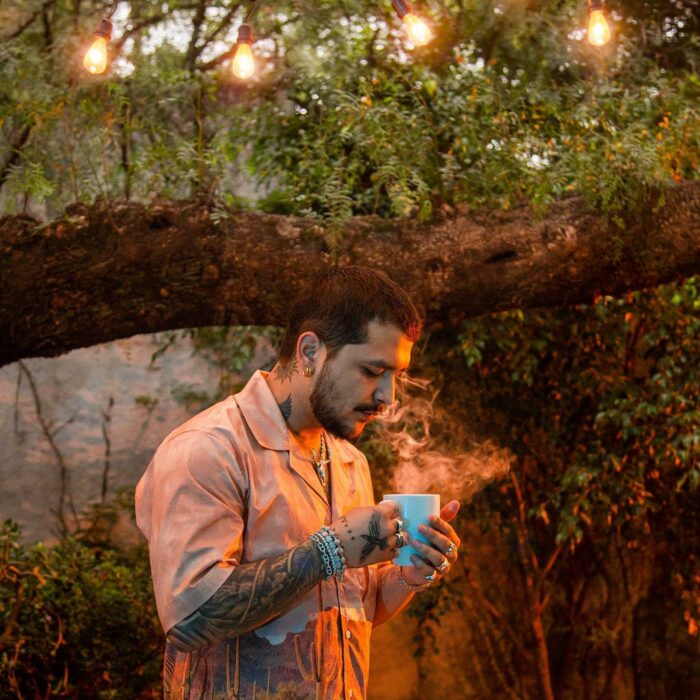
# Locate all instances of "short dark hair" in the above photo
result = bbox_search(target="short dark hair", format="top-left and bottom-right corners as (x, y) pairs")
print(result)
(278, 266), (422, 362)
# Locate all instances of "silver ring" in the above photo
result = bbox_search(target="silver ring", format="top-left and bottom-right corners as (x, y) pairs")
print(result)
(444, 542), (457, 557)
(394, 533), (407, 549)
(395, 518), (404, 534)
(437, 558), (450, 573)
(425, 572), (437, 583)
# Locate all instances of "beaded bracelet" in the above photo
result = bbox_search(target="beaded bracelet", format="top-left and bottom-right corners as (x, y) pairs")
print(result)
(309, 525), (347, 581)
(396, 565), (432, 592)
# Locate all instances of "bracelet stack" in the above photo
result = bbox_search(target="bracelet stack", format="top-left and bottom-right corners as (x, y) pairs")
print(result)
(396, 565), (432, 592)
(309, 525), (347, 582)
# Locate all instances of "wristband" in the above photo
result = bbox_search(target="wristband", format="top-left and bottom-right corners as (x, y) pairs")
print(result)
(309, 525), (347, 581)
(310, 532), (334, 579)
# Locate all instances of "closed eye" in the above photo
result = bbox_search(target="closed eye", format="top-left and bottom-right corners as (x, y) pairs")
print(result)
(362, 367), (384, 377)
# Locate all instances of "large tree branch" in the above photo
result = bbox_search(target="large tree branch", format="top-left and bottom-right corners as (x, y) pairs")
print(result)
(1, 182), (700, 367)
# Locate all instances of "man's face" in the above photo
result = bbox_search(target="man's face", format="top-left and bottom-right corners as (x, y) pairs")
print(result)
(309, 320), (414, 440)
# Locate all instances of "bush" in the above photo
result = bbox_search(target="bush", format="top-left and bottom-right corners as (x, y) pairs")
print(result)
(0, 518), (163, 699)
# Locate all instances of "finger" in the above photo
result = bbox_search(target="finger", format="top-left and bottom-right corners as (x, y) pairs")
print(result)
(409, 553), (441, 583)
(428, 514), (461, 549)
(378, 499), (400, 518)
(393, 531), (409, 549)
(411, 537), (449, 572)
(439, 500), (460, 522)
(418, 524), (457, 558)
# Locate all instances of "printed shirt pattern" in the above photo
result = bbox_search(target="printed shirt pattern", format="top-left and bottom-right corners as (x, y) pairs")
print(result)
(135, 371), (382, 700)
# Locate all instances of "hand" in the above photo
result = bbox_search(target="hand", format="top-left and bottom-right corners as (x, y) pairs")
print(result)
(332, 501), (404, 568)
(401, 500), (461, 587)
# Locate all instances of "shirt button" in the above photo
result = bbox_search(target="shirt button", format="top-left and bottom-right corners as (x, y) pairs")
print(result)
(348, 690), (354, 698)
(345, 630), (352, 639)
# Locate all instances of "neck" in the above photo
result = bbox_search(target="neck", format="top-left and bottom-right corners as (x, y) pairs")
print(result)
(265, 362), (323, 451)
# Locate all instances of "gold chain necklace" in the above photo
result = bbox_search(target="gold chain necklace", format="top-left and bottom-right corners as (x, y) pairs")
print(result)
(310, 433), (331, 487)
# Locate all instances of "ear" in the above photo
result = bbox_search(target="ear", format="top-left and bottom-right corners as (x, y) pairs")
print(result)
(297, 332), (321, 365)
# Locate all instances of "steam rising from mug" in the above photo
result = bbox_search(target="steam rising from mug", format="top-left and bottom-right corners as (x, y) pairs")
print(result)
(376, 376), (512, 500)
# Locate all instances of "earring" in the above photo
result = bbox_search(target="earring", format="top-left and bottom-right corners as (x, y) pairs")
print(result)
(303, 366), (314, 378)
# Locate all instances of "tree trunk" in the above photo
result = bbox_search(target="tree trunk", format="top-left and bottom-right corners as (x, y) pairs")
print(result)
(2, 182), (700, 367)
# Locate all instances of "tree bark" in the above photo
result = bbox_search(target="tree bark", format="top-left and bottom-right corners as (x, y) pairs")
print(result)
(1, 182), (700, 367)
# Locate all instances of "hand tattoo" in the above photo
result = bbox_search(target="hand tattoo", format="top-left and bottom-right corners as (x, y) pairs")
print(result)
(360, 510), (389, 562)
(274, 356), (298, 383)
(278, 394), (292, 421)
(167, 541), (325, 652)
(338, 516), (355, 541)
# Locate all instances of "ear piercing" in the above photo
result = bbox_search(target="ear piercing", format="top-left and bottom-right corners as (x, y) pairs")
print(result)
(304, 366), (314, 378)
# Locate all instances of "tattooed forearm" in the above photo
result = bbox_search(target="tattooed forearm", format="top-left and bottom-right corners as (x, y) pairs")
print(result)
(274, 356), (298, 382)
(278, 394), (292, 421)
(360, 510), (390, 562)
(167, 540), (325, 652)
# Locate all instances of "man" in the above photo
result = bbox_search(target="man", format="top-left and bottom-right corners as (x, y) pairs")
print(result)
(135, 266), (461, 699)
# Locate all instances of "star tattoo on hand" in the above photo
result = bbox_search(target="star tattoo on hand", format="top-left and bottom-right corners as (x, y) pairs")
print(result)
(360, 510), (389, 562)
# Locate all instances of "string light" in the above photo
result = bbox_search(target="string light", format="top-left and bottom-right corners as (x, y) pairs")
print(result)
(231, 2), (257, 80)
(232, 24), (255, 79)
(587, 0), (611, 47)
(391, 0), (433, 47)
(76, 1), (622, 80)
(83, 1), (118, 74)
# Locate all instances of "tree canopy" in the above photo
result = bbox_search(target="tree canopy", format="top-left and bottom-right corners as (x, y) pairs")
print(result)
(1, 0), (699, 362)
(2, 1), (699, 218)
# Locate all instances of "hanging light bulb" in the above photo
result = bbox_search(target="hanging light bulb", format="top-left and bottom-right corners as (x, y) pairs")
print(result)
(83, 17), (113, 74)
(231, 23), (256, 79)
(391, 0), (433, 47)
(587, 0), (611, 47)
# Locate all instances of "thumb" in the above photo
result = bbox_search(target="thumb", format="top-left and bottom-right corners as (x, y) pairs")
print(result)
(440, 500), (460, 522)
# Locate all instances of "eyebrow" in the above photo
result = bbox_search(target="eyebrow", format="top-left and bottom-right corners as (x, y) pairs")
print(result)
(363, 359), (407, 372)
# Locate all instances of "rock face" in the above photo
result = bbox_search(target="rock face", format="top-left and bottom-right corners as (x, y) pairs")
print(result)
(0, 332), (231, 543)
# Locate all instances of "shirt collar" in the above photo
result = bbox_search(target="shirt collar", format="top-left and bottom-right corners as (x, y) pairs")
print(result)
(235, 370), (289, 451)
(235, 370), (358, 463)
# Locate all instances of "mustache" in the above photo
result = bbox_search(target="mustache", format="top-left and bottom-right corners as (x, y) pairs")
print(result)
(355, 403), (388, 414)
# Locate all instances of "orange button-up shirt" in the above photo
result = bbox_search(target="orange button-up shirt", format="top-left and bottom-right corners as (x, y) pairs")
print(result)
(135, 370), (385, 699)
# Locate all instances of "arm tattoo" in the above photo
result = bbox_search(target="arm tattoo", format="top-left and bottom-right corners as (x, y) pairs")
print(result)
(274, 356), (298, 382)
(278, 394), (292, 421)
(360, 510), (389, 562)
(167, 540), (325, 652)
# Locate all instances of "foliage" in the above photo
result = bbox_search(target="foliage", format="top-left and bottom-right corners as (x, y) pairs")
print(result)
(149, 325), (282, 412)
(2, 1), (700, 697)
(0, 501), (162, 699)
(1, 1), (698, 224)
(458, 276), (700, 549)
(451, 275), (700, 696)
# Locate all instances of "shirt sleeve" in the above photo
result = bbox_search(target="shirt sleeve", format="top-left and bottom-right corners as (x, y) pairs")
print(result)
(135, 429), (248, 633)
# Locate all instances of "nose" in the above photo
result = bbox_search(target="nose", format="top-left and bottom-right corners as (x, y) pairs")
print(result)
(373, 373), (396, 410)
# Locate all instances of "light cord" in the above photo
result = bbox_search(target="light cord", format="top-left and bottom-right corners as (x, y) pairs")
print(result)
(243, 1), (257, 24)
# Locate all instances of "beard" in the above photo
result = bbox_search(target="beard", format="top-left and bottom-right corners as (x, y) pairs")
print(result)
(309, 363), (359, 440)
